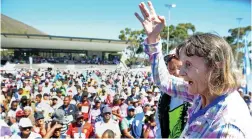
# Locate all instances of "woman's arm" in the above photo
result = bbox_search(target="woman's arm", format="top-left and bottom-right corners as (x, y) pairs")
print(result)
(134, 1), (194, 102)
(144, 41), (194, 102)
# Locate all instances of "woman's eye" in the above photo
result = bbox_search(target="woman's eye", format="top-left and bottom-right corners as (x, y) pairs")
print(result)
(185, 62), (191, 68)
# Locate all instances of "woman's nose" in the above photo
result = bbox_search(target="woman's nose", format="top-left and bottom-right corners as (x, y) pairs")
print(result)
(179, 68), (186, 77)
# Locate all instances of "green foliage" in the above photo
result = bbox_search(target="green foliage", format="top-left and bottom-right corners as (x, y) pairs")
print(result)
(224, 26), (251, 67)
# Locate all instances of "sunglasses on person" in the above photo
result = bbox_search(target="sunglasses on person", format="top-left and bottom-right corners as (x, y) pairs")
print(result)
(104, 112), (111, 115)
(22, 127), (32, 131)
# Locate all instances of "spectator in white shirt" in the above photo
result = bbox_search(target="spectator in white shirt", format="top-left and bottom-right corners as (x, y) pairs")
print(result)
(94, 106), (121, 138)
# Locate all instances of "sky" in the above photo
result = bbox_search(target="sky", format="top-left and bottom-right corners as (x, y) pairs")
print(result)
(1, 0), (251, 40)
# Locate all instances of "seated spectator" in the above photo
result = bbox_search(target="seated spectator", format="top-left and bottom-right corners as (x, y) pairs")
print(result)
(11, 118), (42, 139)
(88, 97), (102, 127)
(59, 96), (78, 123)
(66, 112), (93, 138)
(94, 106), (121, 138)
(23, 106), (35, 125)
(120, 106), (135, 138)
(143, 112), (157, 139)
(33, 112), (46, 137)
(44, 121), (63, 139)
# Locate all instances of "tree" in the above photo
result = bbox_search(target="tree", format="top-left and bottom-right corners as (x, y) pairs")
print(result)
(160, 23), (196, 54)
(119, 28), (146, 66)
(224, 26), (251, 67)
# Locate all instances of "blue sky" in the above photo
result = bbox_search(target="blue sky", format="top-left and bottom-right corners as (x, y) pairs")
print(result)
(1, 0), (251, 39)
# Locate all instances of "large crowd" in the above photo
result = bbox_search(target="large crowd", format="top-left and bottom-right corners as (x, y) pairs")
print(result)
(1, 53), (251, 138)
(1, 1), (252, 138)
(2, 55), (120, 65)
(0, 66), (166, 138)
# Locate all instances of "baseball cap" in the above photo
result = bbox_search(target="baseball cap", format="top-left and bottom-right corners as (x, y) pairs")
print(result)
(75, 112), (83, 119)
(102, 106), (112, 114)
(144, 103), (151, 107)
(145, 111), (154, 116)
(56, 89), (62, 93)
(119, 94), (127, 100)
(83, 91), (89, 97)
(16, 110), (25, 117)
(94, 97), (102, 103)
(132, 98), (139, 103)
(34, 112), (44, 121)
(128, 106), (135, 111)
(154, 88), (160, 93)
(19, 118), (33, 128)
(53, 109), (65, 124)
(23, 106), (32, 111)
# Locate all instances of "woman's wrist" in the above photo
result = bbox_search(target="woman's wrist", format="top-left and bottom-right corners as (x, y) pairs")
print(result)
(147, 35), (161, 44)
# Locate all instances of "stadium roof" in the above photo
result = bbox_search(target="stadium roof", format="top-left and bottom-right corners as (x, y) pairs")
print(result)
(1, 33), (129, 52)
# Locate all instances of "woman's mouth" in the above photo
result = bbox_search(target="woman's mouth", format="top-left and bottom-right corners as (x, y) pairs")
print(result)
(189, 81), (193, 85)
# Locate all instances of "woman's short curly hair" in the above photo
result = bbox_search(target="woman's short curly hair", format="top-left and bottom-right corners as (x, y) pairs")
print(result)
(176, 33), (240, 95)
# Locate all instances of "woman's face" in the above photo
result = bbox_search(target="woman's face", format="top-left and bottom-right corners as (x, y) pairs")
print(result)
(179, 48), (210, 95)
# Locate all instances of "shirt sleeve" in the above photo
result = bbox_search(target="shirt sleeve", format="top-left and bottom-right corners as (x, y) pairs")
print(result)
(207, 124), (245, 138)
(120, 119), (128, 131)
(143, 40), (195, 102)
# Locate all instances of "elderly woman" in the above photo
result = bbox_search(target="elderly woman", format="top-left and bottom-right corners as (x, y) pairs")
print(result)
(135, 1), (252, 138)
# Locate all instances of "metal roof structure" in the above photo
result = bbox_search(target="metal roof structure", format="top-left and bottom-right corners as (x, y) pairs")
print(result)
(1, 33), (129, 52)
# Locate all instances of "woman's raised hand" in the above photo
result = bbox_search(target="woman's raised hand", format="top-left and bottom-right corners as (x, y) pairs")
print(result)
(135, 1), (166, 44)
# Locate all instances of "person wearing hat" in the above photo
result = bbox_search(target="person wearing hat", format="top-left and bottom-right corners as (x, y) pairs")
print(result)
(11, 118), (42, 139)
(20, 96), (30, 110)
(23, 106), (35, 125)
(130, 102), (151, 138)
(43, 120), (63, 139)
(110, 94), (122, 123)
(132, 98), (143, 114)
(94, 106), (121, 138)
(33, 112), (46, 137)
(77, 91), (91, 121)
(66, 81), (77, 97)
(88, 97), (102, 127)
(120, 106), (136, 138)
(66, 112), (93, 138)
(143, 111), (157, 139)
(50, 96), (62, 111)
(7, 109), (20, 135)
(119, 94), (128, 118)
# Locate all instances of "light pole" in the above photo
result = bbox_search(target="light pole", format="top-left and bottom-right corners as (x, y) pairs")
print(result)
(165, 4), (176, 55)
(237, 18), (243, 49)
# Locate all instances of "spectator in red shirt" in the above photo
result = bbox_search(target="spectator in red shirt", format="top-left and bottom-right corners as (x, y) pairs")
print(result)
(66, 112), (93, 138)
(77, 91), (91, 120)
